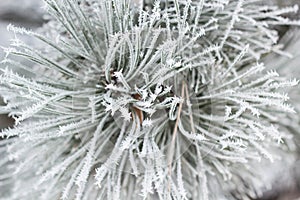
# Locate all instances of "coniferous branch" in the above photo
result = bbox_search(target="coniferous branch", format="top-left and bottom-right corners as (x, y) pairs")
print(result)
(0, 0), (300, 199)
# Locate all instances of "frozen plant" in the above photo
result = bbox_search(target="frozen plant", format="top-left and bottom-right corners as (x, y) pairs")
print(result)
(0, 0), (300, 199)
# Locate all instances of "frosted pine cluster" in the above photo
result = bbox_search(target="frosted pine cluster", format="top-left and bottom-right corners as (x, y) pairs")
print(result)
(0, 0), (299, 199)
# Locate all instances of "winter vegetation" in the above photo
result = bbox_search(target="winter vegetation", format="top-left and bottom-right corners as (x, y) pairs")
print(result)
(0, 0), (300, 199)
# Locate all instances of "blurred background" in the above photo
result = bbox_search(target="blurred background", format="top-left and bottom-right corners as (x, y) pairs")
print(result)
(0, 0), (44, 129)
(0, 0), (299, 200)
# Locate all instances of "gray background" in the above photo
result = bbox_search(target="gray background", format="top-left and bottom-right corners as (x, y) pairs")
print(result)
(0, 0), (43, 129)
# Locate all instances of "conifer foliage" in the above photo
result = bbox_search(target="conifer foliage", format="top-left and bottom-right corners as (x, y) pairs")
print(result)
(0, 0), (299, 199)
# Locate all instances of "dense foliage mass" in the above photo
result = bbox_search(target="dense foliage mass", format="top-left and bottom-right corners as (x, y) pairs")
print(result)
(0, 0), (299, 199)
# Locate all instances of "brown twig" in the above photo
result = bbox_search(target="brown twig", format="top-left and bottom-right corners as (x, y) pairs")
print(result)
(185, 83), (208, 200)
(167, 81), (186, 194)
